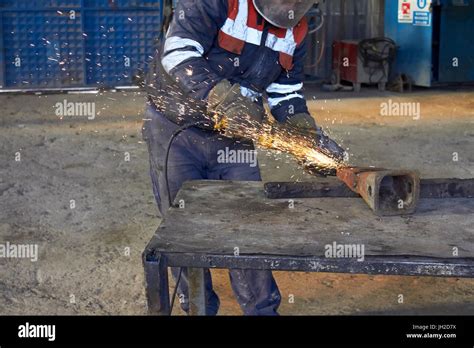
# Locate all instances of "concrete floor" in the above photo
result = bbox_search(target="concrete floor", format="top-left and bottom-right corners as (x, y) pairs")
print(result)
(0, 86), (473, 315)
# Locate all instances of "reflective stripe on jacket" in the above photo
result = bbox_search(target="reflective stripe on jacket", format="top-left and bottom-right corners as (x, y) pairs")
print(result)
(149, 0), (310, 124)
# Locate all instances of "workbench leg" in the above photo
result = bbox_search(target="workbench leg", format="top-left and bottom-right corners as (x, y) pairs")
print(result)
(187, 267), (206, 316)
(143, 252), (170, 315)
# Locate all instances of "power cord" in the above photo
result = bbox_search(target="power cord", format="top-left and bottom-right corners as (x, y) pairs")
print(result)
(163, 120), (208, 315)
(358, 37), (396, 85)
(306, 3), (324, 34)
(164, 121), (208, 209)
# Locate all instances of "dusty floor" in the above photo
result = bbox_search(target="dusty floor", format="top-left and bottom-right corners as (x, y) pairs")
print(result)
(0, 86), (473, 315)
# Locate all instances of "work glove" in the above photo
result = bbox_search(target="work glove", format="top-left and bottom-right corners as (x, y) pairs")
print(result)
(287, 113), (346, 163)
(286, 113), (346, 176)
(207, 80), (265, 137)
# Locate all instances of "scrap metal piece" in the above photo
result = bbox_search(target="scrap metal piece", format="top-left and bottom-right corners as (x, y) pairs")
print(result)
(336, 167), (420, 216)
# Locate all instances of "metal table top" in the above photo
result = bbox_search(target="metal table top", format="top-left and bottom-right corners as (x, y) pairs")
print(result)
(144, 180), (474, 278)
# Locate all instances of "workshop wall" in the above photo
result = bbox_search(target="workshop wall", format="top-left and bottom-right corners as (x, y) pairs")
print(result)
(305, 0), (385, 80)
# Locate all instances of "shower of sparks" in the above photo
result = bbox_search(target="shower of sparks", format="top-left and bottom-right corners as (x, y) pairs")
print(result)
(149, 87), (345, 173)
(222, 116), (342, 171)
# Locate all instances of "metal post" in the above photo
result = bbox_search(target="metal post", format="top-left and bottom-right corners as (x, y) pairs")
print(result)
(143, 252), (170, 315)
(187, 267), (206, 316)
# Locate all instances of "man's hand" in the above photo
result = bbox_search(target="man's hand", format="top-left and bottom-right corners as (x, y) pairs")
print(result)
(207, 80), (265, 135)
(287, 113), (346, 163)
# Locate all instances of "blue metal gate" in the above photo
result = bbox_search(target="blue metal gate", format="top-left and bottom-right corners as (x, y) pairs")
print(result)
(385, 0), (474, 87)
(437, 0), (474, 83)
(84, 9), (161, 86)
(0, 0), (162, 90)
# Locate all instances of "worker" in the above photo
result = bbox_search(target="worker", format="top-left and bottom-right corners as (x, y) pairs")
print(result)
(142, 0), (345, 315)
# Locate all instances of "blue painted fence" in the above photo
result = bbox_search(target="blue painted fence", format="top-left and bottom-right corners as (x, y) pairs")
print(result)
(0, 0), (162, 89)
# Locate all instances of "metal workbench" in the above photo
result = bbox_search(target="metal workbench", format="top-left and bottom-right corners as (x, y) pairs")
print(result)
(143, 179), (474, 315)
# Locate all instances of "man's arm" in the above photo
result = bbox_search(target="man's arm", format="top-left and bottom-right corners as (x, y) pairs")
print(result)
(266, 38), (346, 162)
(161, 0), (227, 100)
(266, 37), (311, 124)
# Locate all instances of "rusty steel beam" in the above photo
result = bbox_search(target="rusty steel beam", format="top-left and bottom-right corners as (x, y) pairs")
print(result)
(265, 178), (474, 200)
(335, 167), (421, 216)
(265, 177), (474, 199)
(264, 179), (358, 199)
(419, 178), (474, 198)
